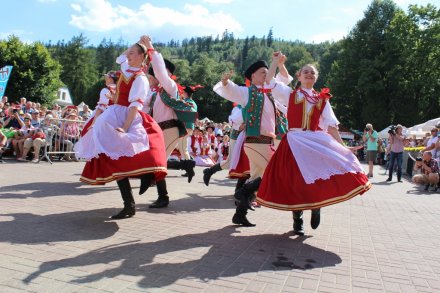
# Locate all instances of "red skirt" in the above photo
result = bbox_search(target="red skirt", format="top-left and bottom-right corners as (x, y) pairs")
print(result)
(228, 143), (250, 179)
(256, 137), (371, 211)
(80, 112), (167, 185)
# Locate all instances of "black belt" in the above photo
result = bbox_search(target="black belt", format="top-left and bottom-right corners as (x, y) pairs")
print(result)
(245, 135), (273, 144)
(158, 119), (178, 130)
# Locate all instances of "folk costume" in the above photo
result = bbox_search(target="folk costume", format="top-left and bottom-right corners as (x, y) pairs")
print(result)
(257, 80), (371, 234)
(213, 60), (287, 227)
(194, 139), (216, 167)
(77, 53), (167, 219)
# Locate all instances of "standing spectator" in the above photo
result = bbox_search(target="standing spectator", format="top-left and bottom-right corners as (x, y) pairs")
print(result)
(412, 152), (439, 191)
(424, 128), (438, 155)
(363, 123), (378, 177)
(2, 96), (8, 104)
(377, 139), (386, 165)
(23, 101), (34, 114)
(19, 97), (26, 111)
(386, 125), (405, 182)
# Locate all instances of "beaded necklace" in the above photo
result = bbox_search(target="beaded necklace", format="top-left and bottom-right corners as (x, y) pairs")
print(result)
(299, 88), (319, 104)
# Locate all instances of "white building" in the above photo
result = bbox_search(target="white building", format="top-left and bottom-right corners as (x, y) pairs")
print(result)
(56, 87), (73, 106)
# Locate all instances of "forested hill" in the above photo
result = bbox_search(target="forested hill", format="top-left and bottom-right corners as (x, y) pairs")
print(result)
(1, 0), (438, 129)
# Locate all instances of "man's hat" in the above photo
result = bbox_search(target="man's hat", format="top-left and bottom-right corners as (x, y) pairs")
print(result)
(244, 60), (268, 80)
(148, 59), (176, 77)
(206, 124), (215, 131)
(183, 85), (204, 96)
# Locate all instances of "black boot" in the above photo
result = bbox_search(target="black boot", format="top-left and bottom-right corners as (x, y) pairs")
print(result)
(235, 177), (247, 192)
(149, 179), (169, 208)
(234, 177), (262, 210)
(167, 160), (181, 170)
(203, 163), (222, 186)
(111, 178), (136, 219)
(311, 208), (321, 229)
(292, 211), (304, 236)
(232, 206), (255, 227)
(180, 160), (195, 183)
(139, 173), (154, 195)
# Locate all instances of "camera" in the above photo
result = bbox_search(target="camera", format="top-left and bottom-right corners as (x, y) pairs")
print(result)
(365, 127), (370, 131)
(12, 109), (18, 114)
(388, 125), (396, 135)
(416, 157), (422, 162)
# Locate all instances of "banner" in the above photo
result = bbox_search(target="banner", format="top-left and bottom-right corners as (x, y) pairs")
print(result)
(0, 65), (13, 97)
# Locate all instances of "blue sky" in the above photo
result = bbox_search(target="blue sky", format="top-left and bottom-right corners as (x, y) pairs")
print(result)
(1, 0), (434, 45)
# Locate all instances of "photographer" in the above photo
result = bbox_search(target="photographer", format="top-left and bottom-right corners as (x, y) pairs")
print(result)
(362, 123), (378, 177)
(3, 107), (25, 130)
(386, 125), (405, 182)
(412, 152), (439, 191)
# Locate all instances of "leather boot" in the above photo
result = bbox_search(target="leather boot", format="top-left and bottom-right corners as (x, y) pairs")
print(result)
(235, 177), (247, 192)
(311, 208), (321, 229)
(139, 173), (154, 195)
(203, 163), (222, 186)
(111, 178), (136, 219)
(149, 179), (169, 208)
(292, 211), (304, 236)
(167, 160), (181, 170)
(181, 160), (195, 183)
(232, 205), (255, 227)
(234, 177), (262, 210)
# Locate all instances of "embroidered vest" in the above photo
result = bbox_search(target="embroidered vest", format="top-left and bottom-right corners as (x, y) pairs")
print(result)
(190, 135), (201, 153)
(242, 85), (288, 137)
(287, 89), (327, 131)
(157, 89), (198, 125)
(115, 71), (144, 106)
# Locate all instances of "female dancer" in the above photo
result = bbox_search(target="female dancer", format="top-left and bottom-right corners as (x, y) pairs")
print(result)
(257, 52), (371, 235)
(77, 37), (167, 219)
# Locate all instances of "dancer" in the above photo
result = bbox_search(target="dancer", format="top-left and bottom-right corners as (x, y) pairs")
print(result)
(140, 36), (197, 208)
(214, 61), (287, 227)
(77, 37), (167, 219)
(257, 53), (371, 235)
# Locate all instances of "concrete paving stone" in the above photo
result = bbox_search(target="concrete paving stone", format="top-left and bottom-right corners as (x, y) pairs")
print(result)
(2, 163), (440, 292)
(261, 283), (283, 293)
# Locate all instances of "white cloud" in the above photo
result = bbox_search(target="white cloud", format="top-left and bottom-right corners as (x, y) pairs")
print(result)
(202, 0), (234, 4)
(69, 0), (242, 41)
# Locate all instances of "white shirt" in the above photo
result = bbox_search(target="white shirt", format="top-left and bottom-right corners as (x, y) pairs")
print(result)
(213, 80), (276, 138)
(228, 106), (243, 131)
(150, 51), (178, 123)
(426, 136), (438, 155)
(270, 80), (339, 131)
(116, 54), (149, 110)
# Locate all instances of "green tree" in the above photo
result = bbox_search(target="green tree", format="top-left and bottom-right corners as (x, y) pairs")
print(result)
(0, 35), (62, 105)
(53, 34), (99, 104)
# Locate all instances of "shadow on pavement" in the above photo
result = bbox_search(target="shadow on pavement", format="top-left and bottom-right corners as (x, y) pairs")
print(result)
(0, 209), (119, 244)
(0, 181), (118, 199)
(23, 226), (341, 288)
(139, 192), (236, 215)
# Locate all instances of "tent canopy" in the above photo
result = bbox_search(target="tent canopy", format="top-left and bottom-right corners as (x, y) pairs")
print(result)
(407, 117), (440, 137)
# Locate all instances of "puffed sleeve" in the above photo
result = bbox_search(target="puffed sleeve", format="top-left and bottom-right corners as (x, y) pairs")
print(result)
(213, 80), (249, 107)
(275, 73), (294, 85)
(318, 100), (340, 131)
(268, 78), (293, 105)
(116, 54), (129, 73)
(228, 107), (244, 130)
(97, 88), (110, 111)
(128, 75), (150, 110)
(150, 51), (178, 99)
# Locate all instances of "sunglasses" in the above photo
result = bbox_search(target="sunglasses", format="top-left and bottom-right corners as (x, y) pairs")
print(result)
(24, 118), (30, 121)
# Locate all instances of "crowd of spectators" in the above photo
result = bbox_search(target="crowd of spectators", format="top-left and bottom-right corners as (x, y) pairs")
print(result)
(0, 95), (90, 163)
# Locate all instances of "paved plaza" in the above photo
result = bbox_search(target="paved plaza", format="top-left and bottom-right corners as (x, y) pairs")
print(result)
(0, 160), (440, 292)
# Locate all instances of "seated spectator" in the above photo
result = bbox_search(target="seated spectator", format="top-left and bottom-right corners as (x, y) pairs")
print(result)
(194, 134), (215, 167)
(79, 104), (92, 120)
(3, 108), (24, 129)
(412, 151), (439, 191)
(217, 134), (229, 162)
(20, 127), (46, 163)
(14, 114), (35, 160)
(0, 125), (7, 163)
(30, 110), (41, 128)
(23, 101), (34, 114)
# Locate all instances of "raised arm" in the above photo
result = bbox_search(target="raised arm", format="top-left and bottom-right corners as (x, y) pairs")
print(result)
(213, 71), (249, 106)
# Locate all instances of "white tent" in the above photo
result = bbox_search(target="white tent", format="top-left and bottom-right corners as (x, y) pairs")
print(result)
(378, 125), (408, 139)
(407, 117), (440, 137)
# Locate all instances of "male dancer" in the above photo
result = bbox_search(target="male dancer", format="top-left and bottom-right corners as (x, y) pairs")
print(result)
(213, 61), (287, 226)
